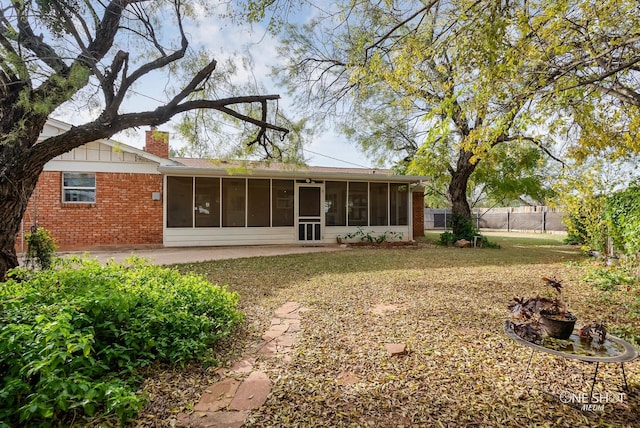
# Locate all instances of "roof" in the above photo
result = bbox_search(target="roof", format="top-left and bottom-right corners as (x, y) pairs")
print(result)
(44, 118), (428, 184)
(160, 158), (428, 183)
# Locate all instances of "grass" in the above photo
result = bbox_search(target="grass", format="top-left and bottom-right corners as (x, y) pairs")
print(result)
(130, 234), (639, 427)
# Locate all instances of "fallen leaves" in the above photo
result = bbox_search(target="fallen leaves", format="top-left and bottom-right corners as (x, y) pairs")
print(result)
(124, 238), (639, 427)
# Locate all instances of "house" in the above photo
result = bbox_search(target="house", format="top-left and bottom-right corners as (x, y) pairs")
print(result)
(17, 119), (427, 253)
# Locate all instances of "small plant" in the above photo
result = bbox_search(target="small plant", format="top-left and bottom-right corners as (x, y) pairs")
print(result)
(578, 322), (607, 345)
(25, 226), (57, 270)
(435, 214), (499, 248)
(508, 276), (577, 342)
(337, 228), (402, 244)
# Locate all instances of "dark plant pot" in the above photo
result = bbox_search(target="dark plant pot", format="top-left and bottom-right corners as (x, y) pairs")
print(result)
(540, 312), (577, 340)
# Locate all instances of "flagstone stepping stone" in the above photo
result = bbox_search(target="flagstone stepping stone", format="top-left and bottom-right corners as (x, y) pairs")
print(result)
(385, 343), (407, 356)
(178, 410), (249, 428)
(182, 302), (305, 427)
(228, 371), (271, 411)
(194, 378), (240, 412)
(229, 357), (255, 374)
(370, 303), (408, 315)
(336, 371), (359, 385)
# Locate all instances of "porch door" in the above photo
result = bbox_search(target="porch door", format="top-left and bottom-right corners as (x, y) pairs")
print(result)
(297, 184), (323, 242)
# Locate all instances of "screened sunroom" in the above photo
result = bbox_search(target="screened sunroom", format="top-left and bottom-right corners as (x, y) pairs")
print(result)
(159, 160), (426, 247)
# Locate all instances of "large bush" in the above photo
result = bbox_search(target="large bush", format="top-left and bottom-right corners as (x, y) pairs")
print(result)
(0, 257), (243, 426)
(562, 195), (608, 254)
(606, 184), (640, 262)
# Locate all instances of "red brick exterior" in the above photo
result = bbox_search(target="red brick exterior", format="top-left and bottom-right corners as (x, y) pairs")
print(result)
(144, 128), (169, 158)
(412, 191), (425, 238)
(17, 171), (163, 253)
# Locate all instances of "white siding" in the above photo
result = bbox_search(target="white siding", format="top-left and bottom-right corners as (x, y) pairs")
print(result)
(164, 227), (298, 247)
(165, 225), (411, 247)
(45, 141), (160, 174)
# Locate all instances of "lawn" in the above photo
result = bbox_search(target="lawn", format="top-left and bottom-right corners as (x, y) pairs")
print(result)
(134, 234), (639, 427)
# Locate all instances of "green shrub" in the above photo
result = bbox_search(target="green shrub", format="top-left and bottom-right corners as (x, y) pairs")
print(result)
(25, 227), (57, 270)
(582, 263), (639, 292)
(438, 231), (457, 246)
(606, 184), (640, 263)
(562, 195), (608, 254)
(436, 214), (498, 247)
(0, 257), (243, 426)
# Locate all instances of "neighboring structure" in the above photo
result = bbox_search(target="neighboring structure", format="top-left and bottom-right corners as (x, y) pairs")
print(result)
(17, 119), (427, 253)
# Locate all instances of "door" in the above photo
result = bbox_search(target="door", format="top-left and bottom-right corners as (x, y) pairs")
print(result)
(297, 184), (323, 242)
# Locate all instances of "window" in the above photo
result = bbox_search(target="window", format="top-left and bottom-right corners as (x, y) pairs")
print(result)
(348, 182), (368, 226)
(370, 182), (388, 226)
(62, 172), (96, 203)
(390, 183), (408, 225)
(222, 178), (246, 227)
(248, 179), (270, 227)
(167, 176), (193, 227)
(325, 181), (347, 226)
(272, 180), (294, 226)
(195, 177), (220, 227)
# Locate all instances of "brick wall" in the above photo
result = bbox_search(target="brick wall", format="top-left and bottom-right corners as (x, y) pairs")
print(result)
(17, 171), (163, 252)
(412, 192), (425, 238)
(144, 128), (169, 158)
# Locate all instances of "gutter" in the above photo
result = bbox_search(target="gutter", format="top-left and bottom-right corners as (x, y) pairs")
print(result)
(156, 165), (429, 183)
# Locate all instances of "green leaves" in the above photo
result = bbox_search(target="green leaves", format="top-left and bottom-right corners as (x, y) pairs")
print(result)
(606, 184), (640, 259)
(0, 257), (243, 426)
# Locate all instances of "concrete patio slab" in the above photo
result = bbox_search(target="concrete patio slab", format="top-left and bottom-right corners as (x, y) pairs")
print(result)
(59, 244), (342, 265)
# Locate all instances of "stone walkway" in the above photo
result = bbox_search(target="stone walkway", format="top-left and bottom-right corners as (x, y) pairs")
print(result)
(176, 302), (306, 428)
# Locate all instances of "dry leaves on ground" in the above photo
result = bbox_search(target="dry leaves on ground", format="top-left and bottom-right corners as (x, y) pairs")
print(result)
(131, 236), (639, 428)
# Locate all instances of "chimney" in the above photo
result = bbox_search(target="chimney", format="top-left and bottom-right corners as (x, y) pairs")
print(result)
(144, 126), (170, 158)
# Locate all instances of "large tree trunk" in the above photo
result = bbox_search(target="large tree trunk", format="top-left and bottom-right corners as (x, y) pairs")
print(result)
(0, 170), (41, 281)
(447, 149), (478, 236)
(0, 112), (48, 282)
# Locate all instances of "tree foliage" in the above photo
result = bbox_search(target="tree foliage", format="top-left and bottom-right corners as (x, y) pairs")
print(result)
(517, 0), (640, 160)
(275, 1), (567, 231)
(554, 157), (637, 253)
(606, 183), (640, 262)
(274, 0), (640, 234)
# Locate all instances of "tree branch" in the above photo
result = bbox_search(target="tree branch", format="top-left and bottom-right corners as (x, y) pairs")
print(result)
(32, 94), (289, 162)
(519, 136), (566, 167)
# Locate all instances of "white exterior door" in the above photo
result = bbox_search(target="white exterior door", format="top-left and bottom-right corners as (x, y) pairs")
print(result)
(296, 184), (323, 242)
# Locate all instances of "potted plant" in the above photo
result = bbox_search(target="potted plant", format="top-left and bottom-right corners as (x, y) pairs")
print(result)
(508, 277), (577, 341)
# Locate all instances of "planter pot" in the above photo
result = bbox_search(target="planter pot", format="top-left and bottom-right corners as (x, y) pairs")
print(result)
(540, 312), (577, 340)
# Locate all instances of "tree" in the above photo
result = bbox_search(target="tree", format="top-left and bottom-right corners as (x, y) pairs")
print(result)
(0, 0), (289, 280)
(518, 0), (640, 160)
(276, 1), (566, 234)
(276, 0), (640, 236)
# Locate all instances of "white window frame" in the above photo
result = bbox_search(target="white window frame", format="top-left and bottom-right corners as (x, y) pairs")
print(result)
(62, 172), (96, 203)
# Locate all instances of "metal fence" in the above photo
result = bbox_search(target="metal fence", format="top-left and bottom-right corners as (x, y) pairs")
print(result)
(425, 206), (567, 233)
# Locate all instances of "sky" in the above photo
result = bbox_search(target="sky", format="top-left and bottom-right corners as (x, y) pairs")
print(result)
(54, 2), (377, 169)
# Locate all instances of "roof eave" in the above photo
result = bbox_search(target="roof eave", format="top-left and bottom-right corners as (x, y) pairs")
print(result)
(157, 165), (427, 183)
